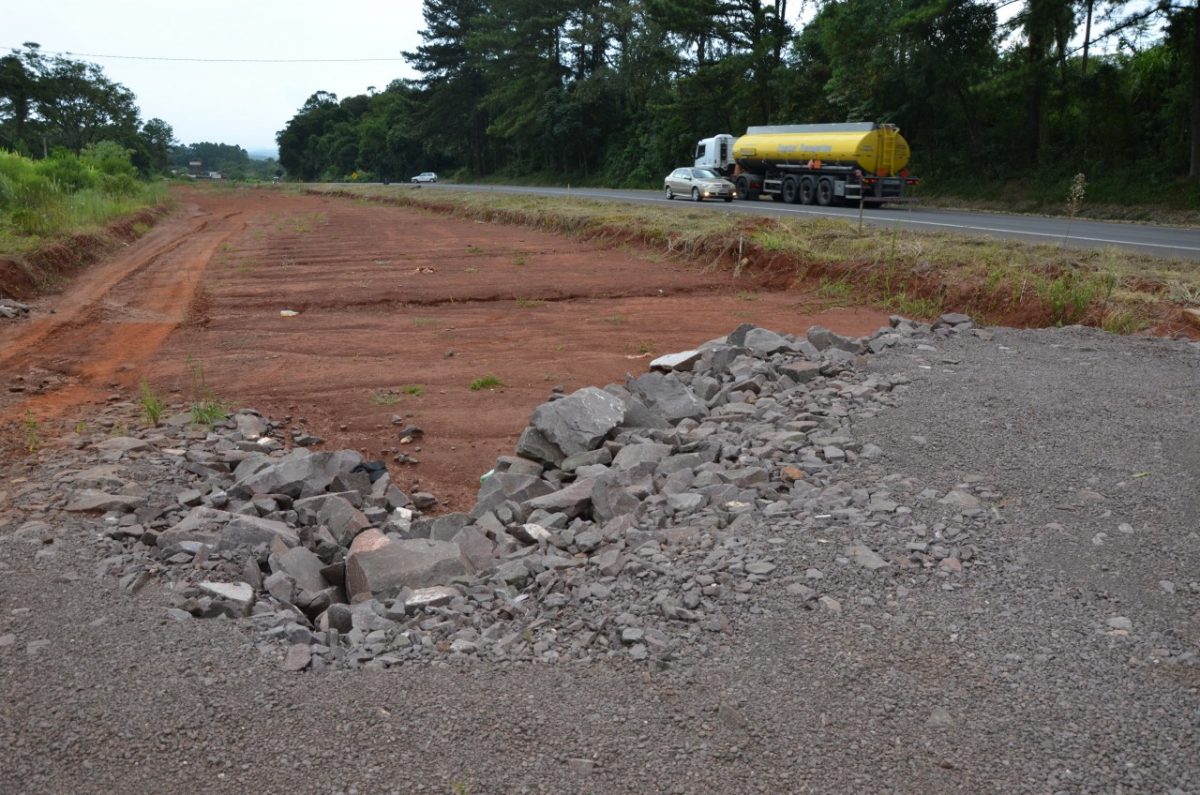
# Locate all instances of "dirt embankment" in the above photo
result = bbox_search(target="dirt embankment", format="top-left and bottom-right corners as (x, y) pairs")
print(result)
(0, 206), (170, 300)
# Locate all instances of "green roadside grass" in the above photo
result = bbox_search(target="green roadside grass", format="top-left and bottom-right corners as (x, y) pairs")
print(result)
(1, 148), (172, 259)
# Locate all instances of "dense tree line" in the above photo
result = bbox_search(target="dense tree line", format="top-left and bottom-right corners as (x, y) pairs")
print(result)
(278, 0), (1197, 194)
(0, 43), (176, 176)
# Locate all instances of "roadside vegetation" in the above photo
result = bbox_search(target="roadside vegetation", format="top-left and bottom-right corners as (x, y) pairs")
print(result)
(0, 147), (168, 256)
(323, 185), (1200, 336)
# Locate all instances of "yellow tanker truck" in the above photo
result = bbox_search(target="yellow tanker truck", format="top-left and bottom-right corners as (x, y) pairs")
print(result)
(694, 122), (919, 206)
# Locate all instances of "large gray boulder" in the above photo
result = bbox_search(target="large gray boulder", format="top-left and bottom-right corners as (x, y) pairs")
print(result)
(515, 427), (564, 467)
(64, 490), (143, 513)
(628, 372), (707, 422)
(316, 495), (372, 545)
(157, 506), (299, 551)
(525, 387), (626, 462)
(523, 477), (597, 520)
(611, 443), (673, 478)
(807, 325), (861, 354)
(230, 449), (364, 499)
(345, 531), (471, 601)
(270, 546), (328, 593)
(741, 327), (797, 357)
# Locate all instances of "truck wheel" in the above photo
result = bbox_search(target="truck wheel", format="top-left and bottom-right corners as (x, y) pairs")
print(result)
(782, 177), (800, 204)
(691, 188), (701, 202)
(735, 176), (750, 200)
(665, 185), (674, 200)
(799, 177), (816, 205)
(816, 178), (834, 206)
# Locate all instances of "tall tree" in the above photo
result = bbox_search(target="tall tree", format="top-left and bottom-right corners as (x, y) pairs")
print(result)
(404, 0), (494, 173)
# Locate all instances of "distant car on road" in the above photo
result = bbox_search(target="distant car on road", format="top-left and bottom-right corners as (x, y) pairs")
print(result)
(664, 167), (735, 202)
(411, 172), (438, 183)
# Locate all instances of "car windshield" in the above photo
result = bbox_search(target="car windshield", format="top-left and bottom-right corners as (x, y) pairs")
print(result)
(692, 169), (719, 179)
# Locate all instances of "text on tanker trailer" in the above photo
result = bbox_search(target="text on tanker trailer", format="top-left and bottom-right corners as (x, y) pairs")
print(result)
(694, 122), (919, 206)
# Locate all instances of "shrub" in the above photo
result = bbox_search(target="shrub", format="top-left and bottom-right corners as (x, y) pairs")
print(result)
(36, 154), (98, 192)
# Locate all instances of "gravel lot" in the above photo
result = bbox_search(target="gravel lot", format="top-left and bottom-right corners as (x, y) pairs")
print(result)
(2, 323), (1197, 795)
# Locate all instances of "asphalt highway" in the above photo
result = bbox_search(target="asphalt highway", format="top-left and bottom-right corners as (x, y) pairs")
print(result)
(425, 183), (1200, 260)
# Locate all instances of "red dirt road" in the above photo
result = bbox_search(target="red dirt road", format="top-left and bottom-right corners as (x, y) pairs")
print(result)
(4, 186), (889, 510)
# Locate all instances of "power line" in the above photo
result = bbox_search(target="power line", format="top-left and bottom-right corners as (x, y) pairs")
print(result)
(4, 45), (406, 63)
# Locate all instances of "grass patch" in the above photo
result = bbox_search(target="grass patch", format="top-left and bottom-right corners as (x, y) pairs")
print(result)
(138, 378), (166, 425)
(370, 389), (400, 406)
(186, 357), (227, 426)
(22, 411), (40, 453)
(885, 292), (943, 319)
(401, 384), (425, 397)
(600, 314), (627, 325)
(469, 375), (505, 391)
(411, 317), (438, 326)
(515, 297), (545, 308)
(817, 278), (855, 305)
(512, 254), (527, 266)
(1100, 305), (1151, 334)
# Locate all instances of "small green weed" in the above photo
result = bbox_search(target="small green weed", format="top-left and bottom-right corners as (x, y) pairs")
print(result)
(515, 297), (545, 308)
(73, 420), (87, 435)
(601, 314), (626, 325)
(467, 245), (483, 254)
(186, 356), (228, 426)
(401, 384), (425, 396)
(138, 378), (166, 425)
(886, 292), (943, 319)
(469, 375), (505, 391)
(818, 278), (854, 304)
(22, 411), (40, 453)
(412, 317), (437, 327)
(371, 390), (400, 406)
(734, 291), (758, 301)
(512, 254), (527, 266)
(1037, 270), (1109, 325)
(1100, 306), (1149, 334)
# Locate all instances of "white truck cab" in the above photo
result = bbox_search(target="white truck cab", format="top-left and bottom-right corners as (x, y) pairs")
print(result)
(694, 134), (737, 173)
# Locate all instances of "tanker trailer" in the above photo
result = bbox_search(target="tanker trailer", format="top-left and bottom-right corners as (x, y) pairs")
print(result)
(694, 122), (919, 206)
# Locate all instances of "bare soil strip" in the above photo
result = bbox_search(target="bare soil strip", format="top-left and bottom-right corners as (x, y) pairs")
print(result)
(2, 187), (888, 509)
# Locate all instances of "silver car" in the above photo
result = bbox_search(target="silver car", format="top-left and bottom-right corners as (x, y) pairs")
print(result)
(411, 172), (438, 183)
(664, 167), (736, 202)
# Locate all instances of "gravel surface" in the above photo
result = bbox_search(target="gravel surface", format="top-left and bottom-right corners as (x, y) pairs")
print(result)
(2, 324), (1197, 794)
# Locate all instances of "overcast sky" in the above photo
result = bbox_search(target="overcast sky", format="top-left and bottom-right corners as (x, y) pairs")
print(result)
(8, 1), (428, 153)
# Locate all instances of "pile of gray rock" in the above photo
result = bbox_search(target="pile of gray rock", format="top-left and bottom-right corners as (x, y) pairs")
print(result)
(0, 299), (31, 320)
(17, 312), (998, 672)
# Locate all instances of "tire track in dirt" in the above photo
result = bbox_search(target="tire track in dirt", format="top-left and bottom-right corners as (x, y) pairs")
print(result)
(0, 204), (243, 424)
